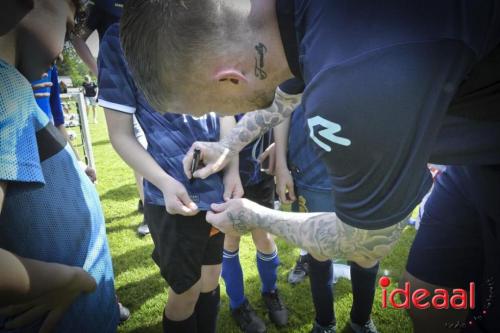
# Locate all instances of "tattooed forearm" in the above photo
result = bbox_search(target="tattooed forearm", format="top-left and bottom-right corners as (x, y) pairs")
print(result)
(220, 88), (302, 155)
(234, 204), (406, 265)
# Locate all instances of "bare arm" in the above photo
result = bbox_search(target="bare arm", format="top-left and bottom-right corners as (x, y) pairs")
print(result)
(183, 87), (302, 179)
(71, 36), (98, 76)
(0, 182), (95, 332)
(273, 116), (296, 203)
(207, 198), (407, 267)
(104, 109), (198, 215)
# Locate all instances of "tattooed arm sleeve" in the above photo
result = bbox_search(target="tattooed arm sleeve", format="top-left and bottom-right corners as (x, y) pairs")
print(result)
(229, 201), (407, 266)
(220, 87), (302, 155)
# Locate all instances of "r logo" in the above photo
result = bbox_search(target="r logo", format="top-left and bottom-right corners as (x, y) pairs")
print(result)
(307, 116), (351, 152)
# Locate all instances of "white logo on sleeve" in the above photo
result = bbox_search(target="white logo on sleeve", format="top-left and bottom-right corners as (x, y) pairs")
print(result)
(307, 116), (351, 152)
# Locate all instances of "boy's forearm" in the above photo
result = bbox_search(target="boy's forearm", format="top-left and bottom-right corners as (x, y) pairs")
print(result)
(104, 109), (173, 191)
(273, 116), (291, 167)
(71, 37), (98, 76)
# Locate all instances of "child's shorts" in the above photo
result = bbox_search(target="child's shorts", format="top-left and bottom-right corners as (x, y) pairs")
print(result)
(145, 204), (225, 294)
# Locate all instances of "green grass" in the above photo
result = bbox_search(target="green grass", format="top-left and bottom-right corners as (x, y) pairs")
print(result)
(86, 109), (416, 333)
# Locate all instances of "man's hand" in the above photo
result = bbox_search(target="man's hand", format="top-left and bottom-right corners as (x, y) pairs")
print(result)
(183, 141), (236, 180)
(206, 198), (261, 236)
(275, 164), (296, 204)
(223, 169), (244, 201)
(162, 178), (199, 216)
(0, 267), (96, 333)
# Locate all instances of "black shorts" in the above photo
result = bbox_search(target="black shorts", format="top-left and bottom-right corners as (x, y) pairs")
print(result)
(243, 175), (275, 208)
(145, 204), (224, 294)
(406, 165), (500, 331)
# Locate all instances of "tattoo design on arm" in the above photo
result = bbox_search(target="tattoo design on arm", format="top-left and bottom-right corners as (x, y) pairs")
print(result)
(254, 43), (268, 80)
(220, 89), (302, 155)
(230, 205), (406, 264)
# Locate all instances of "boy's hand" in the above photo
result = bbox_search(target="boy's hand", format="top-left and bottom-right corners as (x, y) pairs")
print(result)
(183, 141), (236, 180)
(275, 164), (296, 204)
(223, 168), (244, 201)
(162, 178), (199, 216)
(0, 267), (96, 333)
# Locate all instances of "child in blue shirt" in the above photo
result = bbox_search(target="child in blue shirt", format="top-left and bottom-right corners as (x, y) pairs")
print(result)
(221, 119), (288, 333)
(98, 22), (235, 333)
(0, 1), (118, 332)
(274, 101), (379, 333)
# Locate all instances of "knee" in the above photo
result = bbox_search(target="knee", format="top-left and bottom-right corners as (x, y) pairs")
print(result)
(251, 230), (276, 253)
(224, 235), (241, 252)
(166, 285), (201, 319)
(201, 264), (222, 292)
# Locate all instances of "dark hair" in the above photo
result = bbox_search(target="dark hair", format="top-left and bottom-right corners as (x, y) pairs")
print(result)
(121, 0), (227, 112)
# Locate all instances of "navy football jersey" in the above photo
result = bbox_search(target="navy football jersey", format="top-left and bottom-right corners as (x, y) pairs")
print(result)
(277, 0), (500, 229)
(98, 23), (224, 210)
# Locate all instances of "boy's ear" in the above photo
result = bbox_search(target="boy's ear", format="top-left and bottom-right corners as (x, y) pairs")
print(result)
(0, 0), (34, 36)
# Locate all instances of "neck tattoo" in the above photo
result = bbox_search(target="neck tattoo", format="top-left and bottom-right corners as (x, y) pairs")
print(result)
(254, 42), (268, 80)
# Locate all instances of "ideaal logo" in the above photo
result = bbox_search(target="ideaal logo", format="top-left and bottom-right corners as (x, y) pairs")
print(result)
(379, 276), (495, 330)
(379, 276), (475, 310)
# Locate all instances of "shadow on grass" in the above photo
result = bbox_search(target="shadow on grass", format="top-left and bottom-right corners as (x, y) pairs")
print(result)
(106, 211), (141, 225)
(101, 183), (138, 202)
(92, 139), (111, 147)
(113, 244), (156, 276)
(117, 272), (167, 313)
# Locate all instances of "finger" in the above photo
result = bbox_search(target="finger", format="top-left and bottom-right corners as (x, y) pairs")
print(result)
(39, 308), (64, 333)
(234, 187), (244, 199)
(210, 201), (229, 213)
(0, 302), (36, 317)
(182, 145), (196, 179)
(192, 165), (216, 180)
(177, 191), (199, 212)
(277, 184), (290, 204)
(223, 185), (233, 201)
(206, 210), (224, 226)
(5, 305), (48, 329)
(287, 182), (296, 201)
(211, 148), (231, 174)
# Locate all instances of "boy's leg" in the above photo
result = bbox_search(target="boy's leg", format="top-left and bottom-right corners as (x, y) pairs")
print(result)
(164, 281), (201, 332)
(245, 177), (288, 327)
(195, 231), (225, 333)
(145, 205), (217, 333)
(222, 234), (266, 333)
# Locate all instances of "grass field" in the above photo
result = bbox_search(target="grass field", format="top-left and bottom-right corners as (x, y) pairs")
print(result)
(86, 109), (416, 333)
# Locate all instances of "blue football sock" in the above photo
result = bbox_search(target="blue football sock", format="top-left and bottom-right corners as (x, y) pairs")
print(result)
(221, 249), (246, 309)
(256, 249), (280, 293)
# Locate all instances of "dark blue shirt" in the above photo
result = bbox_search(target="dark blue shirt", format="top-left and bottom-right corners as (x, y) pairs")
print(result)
(235, 115), (273, 187)
(288, 104), (332, 192)
(97, 23), (224, 209)
(85, 0), (124, 39)
(277, 0), (500, 229)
